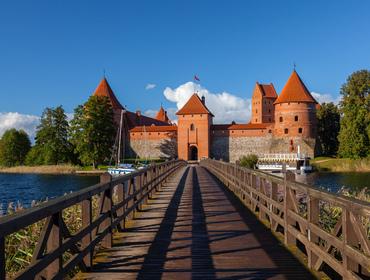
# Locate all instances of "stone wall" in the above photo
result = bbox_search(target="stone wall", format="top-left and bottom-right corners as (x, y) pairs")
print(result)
(128, 138), (177, 159)
(211, 135), (315, 162)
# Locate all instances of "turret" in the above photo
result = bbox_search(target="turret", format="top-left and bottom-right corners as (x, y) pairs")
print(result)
(251, 82), (278, 123)
(273, 70), (318, 138)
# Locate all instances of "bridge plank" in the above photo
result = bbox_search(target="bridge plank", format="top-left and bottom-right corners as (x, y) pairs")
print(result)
(76, 165), (314, 280)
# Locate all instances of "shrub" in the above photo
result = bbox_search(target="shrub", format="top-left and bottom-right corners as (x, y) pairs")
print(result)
(239, 154), (258, 169)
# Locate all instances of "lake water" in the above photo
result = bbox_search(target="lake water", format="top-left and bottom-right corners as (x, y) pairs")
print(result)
(0, 174), (99, 213)
(0, 171), (369, 214)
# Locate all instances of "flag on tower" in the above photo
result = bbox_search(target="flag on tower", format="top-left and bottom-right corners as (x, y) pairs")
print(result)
(194, 75), (200, 82)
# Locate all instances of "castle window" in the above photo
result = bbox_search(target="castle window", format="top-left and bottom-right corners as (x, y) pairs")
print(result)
(284, 128), (288, 134)
(298, 128), (303, 133)
(191, 114), (194, 117)
(268, 129), (272, 133)
(255, 119), (257, 122)
(200, 114), (202, 117)
(256, 109), (258, 113)
(190, 124), (195, 131)
(268, 109), (271, 113)
(149, 133), (151, 135)
(279, 116), (283, 122)
(269, 118), (271, 122)
(294, 115), (299, 121)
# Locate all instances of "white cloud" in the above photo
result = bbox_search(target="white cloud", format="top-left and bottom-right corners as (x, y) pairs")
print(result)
(145, 83), (156, 90)
(0, 112), (40, 141)
(311, 92), (341, 105)
(163, 82), (251, 124)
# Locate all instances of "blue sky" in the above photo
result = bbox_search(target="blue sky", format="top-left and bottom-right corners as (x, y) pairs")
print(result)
(0, 1), (370, 137)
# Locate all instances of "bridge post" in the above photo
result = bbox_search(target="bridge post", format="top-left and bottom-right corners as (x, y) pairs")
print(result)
(283, 179), (295, 246)
(270, 181), (278, 231)
(342, 208), (360, 274)
(82, 197), (93, 269)
(307, 196), (319, 269)
(45, 212), (63, 279)
(116, 183), (125, 229)
(0, 237), (5, 280)
(100, 173), (112, 248)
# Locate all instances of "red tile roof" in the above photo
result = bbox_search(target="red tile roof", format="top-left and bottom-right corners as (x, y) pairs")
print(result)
(130, 125), (177, 132)
(176, 94), (214, 116)
(155, 106), (170, 123)
(212, 123), (268, 130)
(126, 111), (170, 128)
(274, 70), (318, 104)
(258, 83), (278, 98)
(93, 78), (124, 109)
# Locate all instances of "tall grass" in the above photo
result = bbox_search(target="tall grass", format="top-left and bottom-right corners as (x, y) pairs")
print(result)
(1, 193), (104, 278)
(0, 164), (80, 174)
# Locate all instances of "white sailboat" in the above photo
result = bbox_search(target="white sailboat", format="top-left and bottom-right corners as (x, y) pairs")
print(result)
(108, 110), (137, 176)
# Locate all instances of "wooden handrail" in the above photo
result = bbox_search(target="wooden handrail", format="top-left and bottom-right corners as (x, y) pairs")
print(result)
(0, 160), (186, 279)
(200, 158), (370, 280)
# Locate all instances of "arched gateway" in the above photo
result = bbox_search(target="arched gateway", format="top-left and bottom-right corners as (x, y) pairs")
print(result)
(189, 145), (198, 161)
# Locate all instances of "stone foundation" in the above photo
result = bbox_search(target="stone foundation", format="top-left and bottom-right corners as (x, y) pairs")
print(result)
(211, 135), (315, 162)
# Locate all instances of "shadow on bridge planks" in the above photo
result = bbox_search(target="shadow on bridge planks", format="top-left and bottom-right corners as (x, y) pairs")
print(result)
(78, 165), (315, 280)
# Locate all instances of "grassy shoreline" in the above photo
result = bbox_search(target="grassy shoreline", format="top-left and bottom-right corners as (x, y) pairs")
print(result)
(311, 157), (370, 172)
(0, 165), (103, 175)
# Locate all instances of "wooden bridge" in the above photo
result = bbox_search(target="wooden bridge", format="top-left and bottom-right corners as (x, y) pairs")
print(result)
(0, 160), (369, 279)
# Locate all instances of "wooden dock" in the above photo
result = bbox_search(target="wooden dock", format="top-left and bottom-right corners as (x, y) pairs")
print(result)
(77, 166), (314, 279)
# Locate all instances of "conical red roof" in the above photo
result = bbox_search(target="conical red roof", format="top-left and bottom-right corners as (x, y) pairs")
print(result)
(176, 94), (214, 116)
(274, 71), (317, 104)
(93, 78), (124, 109)
(155, 106), (170, 123)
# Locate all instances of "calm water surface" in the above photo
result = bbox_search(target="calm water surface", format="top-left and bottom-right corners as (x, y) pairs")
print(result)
(0, 171), (369, 213)
(0, 174), (98, 213)
(305, 172), (370, 193)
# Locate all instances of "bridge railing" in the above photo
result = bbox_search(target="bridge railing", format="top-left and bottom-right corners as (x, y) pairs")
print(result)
(0, 160), (185, 280)
(200, 159), (370, 280)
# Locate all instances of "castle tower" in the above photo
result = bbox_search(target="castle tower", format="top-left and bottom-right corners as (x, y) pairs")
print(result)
(155, 105), (171, 124)
(251, 83), (278, 123)
(92, 78), (124, 126)
(273, 70), (318, 138)
(176, 94), (213, 160)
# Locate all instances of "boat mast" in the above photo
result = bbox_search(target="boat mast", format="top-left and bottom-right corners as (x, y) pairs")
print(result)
(117, 109), (124, 165)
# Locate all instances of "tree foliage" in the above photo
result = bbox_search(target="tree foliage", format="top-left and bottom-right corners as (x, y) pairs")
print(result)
(69, 96), (115, 168)
(317, 102), (340, 156)
(338, 70), (370, 159)
(239, 154), (258, 169)
(29, 106), (72, 165)
(0, 129), (31, 167)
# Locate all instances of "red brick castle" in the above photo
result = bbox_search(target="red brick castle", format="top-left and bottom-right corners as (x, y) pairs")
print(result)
(90, 70), (318, 162)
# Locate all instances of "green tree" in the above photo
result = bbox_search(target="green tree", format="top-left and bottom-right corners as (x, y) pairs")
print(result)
(238, 154), (258, 169)
(0, 129), (31, 167)
(317, 102), (340, 156)
(32, 106), (72, 165)
(338, 70), (370, 159)
(70, 96), (115, 168)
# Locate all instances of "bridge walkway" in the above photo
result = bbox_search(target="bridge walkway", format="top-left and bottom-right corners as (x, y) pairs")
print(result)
(77, 165), (314, 280)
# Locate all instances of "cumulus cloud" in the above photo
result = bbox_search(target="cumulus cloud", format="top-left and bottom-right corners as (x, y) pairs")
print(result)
(163, 82), (251, 124)
(145, 83), (156, 90)
(311, 92), (341, 105)
(0, 112), (40, 141)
